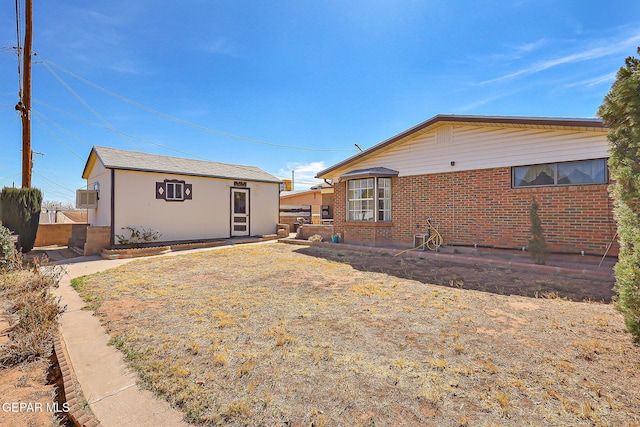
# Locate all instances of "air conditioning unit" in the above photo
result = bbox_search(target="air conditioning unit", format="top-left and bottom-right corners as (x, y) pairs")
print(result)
(76, 190), (99, 209)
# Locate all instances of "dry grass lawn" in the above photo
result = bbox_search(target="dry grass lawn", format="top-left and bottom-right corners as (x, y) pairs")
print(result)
(1, 263), (67, 427)
(72, 242), (639, 426)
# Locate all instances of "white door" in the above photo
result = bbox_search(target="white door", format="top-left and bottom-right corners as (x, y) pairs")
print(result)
(231, 188), (250, 236)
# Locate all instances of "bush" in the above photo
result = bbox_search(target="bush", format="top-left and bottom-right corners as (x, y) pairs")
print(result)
(0, 187), (42, 253)
(527, 198), (549, 265)
(0, 261), (64, 367)
(0, 222), (17, 270)
(115, 226), (162, 246)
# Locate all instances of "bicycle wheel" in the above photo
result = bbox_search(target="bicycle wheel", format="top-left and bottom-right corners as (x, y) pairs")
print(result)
(426, 234), (443, 250)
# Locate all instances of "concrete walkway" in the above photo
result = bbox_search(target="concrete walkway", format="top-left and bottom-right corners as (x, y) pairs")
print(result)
(53, 255), (189, 427)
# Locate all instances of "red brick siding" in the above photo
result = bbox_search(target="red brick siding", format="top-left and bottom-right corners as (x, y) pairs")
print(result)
(333, 167), (618, 255)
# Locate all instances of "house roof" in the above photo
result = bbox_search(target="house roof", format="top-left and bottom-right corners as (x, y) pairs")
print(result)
(316, 114), (607, 179)
(280, 189), (314, 198)
(82, 146), (281, 183)
(280, 181), (335, 199)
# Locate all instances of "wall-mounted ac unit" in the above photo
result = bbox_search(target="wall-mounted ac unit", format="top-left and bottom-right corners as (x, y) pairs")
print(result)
(76, 190), (99, 209)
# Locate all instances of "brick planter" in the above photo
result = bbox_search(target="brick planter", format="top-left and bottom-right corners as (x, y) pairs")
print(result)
(101, 246), (171, 260)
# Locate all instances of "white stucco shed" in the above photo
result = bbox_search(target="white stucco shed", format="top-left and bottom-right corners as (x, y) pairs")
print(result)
(80, 146), (281, 248)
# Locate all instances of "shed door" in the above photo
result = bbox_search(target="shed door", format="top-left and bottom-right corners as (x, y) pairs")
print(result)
(231, 188), (250, 237)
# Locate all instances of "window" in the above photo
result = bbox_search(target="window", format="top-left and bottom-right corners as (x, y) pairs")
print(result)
(166, 182), (184, 200)
(156, 179), (192, 202)
(347, 177), (392, 222)
(513, 159), (607, 188)
(377, 178), (391, 221)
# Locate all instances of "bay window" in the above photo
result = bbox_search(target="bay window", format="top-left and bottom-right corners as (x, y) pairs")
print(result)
(347, 177), (391, 222)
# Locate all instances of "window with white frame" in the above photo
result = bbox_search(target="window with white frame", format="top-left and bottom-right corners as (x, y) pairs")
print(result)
(347, 177), (392, 222)
(512, 159), (607, 188)
(165, 181), (184, 200)
(156, 179), (192, 202)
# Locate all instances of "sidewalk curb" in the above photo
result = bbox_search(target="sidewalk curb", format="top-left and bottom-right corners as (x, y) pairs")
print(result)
(53, 332), (102, 427)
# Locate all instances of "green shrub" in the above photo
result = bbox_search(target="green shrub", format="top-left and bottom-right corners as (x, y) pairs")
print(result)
(115, 226), (162, 246)
(0, 187), (43, 253)
(0, 222), (17, 270)
(598, 46), (640, 343)
(527, 198), (549, 265)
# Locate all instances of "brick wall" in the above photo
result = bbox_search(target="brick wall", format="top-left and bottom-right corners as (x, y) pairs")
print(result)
(333, 167), (618, 255)
(84, 226), (111, 256)
(296, 224), (334, 242)
(34, 224), (75, 247)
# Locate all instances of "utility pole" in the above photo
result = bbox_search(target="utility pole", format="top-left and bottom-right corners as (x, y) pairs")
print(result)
(20, 0), (33, 188)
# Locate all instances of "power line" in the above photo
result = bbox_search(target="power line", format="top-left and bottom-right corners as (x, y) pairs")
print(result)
(32, 108), (92, 147)
(41, 60), (141, 151)
(36, 160), (76, 189)
(37, 186), (75, 201)
(41, 59), (358, 153)
(33, 171), (75, 193)
(14, 0), (22, 96)
(0, 173), (21, 184)
(34, 100), (212, 160)
(32, 112), (84, 161)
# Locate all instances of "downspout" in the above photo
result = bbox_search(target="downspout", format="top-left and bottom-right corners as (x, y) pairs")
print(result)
(110, 169), (115, 246)
(450, 161), (456, 244)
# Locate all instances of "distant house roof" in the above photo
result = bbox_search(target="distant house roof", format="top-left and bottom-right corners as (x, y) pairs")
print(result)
(82, 146), (281, 183)
(310, 182), (333, 190)
(280, 190), (311, 198)
(316, 114), (607, 179)
(280, 181), (333, 199)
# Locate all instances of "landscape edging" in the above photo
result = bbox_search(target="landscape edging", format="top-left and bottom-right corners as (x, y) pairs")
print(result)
(53, 331), (103, 427)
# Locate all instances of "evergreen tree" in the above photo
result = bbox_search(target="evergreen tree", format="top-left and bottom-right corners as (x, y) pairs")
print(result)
(0, 187), (42, 253)
(528, 197), (549, 265)
(598, 46), (640, 343)
(0, 222), (17, 270)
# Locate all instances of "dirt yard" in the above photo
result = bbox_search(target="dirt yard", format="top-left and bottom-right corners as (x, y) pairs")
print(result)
(297, 245), (616, 302)
(0, 358), (61, 427)
(72, 242), (638, 426)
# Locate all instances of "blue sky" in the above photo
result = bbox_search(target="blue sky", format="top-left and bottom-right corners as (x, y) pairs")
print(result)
(1, 1), (639, 204)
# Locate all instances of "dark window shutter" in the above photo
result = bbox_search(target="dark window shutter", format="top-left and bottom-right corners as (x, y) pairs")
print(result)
(156, 182), (166, 199)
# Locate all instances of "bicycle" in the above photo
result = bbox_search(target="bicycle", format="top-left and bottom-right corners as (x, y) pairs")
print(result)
(394, 218), (443, 256)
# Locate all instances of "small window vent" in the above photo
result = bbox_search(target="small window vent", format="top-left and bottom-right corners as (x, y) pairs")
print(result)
(435, 125), (453, 145)
(76, 190), (99, 209)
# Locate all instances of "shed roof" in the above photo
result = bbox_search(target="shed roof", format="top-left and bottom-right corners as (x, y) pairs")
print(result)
(82, 146), (281, 183)
(316, 114), (607, 179)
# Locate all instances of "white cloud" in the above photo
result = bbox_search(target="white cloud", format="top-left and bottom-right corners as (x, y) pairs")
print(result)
(513, 39), (547, 53)
(564, 72), (617, 89)
(277, 161), (326, 189)
(478, 32), (640, 86)
(456, 94), (506, 112)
